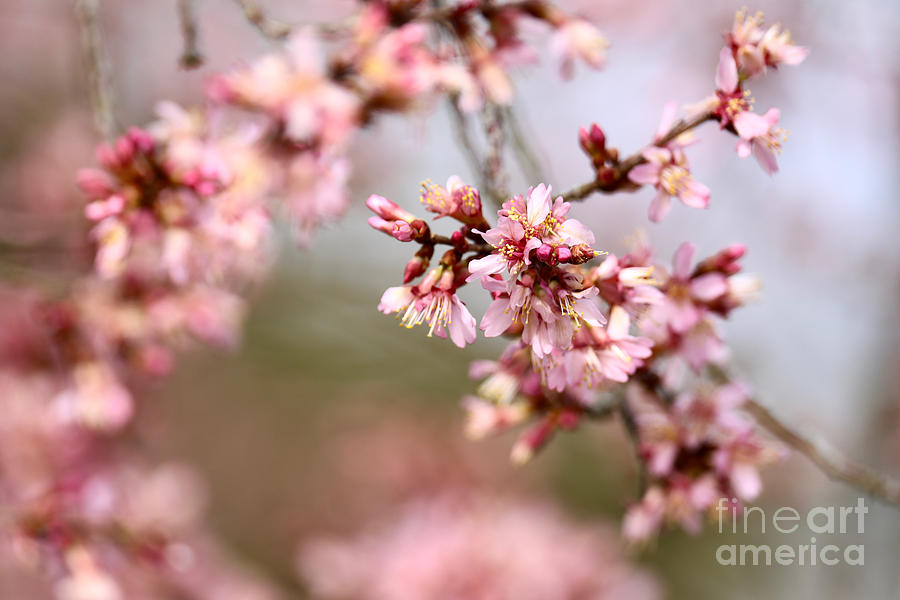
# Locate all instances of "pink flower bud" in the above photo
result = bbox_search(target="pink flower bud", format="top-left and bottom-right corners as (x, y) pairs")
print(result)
(366, 194), (416, 222)
(95, 144), (118, 169)
(127, 127), (155, 153)
(114, 136), (135, 164)
(536, 243), (554, 264)
(76, 169), (115, 198)
(403, 256), (428, 284)
(511, 417), (556, 465)
(367, 216), (395, 235)
(579, 123), (606, 156)
(555, 246), (572, 263)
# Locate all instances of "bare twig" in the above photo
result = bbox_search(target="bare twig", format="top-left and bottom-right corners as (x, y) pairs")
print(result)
(448, 99), (505, 207)
(705, 365), (900, 507)
(177, 0), (204, 69)
(482, 104), (510, 200)
(75, 0), (116, 140)
(746, 399), (900, 506)
(499, 105), (548, 183)
(561, 110), (716, 202)
(234, 0), (292, 41)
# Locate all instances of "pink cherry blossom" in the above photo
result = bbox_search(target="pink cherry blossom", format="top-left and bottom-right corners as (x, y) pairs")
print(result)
(379, 268), (476, 348)
(733, 107), (786, 174)
(549, 19), (609, 79)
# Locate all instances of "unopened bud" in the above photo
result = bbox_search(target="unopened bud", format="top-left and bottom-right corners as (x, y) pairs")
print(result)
(366, 194), (416, 222)
(555, 246), (572, 263)
(579, 123), (606, 155)
(391, 220), (415, 242)
(535, 243), (555, 264)
(127, 127), (155, 154)
(511, 417), (556, 465)
(367, 216), (395, 236)
(567, 243), (595, 264)
(76, 169), (115, 198)
(403, 245), (434, 283)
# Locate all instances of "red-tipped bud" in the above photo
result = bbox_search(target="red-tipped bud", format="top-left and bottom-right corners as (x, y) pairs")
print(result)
(555, 246), (572, 263)
(536, 243), (555, 264)
(114, 136), (136, 165)
(579, 123), (606, 156)
(697, 244), (747, 275)
(127, 127), (155, 154)
(511, 417), (556, 465)
(76, 168), (115, 198)
(403, 245), (434, 283)
(95, 144), (118, 169)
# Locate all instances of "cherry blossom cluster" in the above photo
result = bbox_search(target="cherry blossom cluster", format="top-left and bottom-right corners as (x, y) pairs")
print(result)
(369, 8), (809, 541)
(0, 1), (609, 595)
(579, 9), (806, 221)
(0, 3), (839, 597)
(208, 0), (608, 240)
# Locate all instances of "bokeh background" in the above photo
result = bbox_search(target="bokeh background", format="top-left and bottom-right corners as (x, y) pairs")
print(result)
(1, 0), (899, 598)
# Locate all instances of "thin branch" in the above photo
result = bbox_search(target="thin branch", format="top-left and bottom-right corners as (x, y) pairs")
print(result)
(499, 105), (548, 183)
(746, 398), (900, 506)
(448, 99), (505, 207)
(233, 0), (292, 41)
(177, 0), (204, 69)
(75, 0), (116, 141)
(481, 104), (510, 200)
(561, 110), (716, 202)
(705, 365), (900, 507)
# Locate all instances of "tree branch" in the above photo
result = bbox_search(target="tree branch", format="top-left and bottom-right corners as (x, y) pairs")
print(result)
(233, 0), (292, 41)
(561, 110), (716, 202)
(75, 0), (116, 141)
(746, 398), (900, 506)
(705, 365), (900, 507)
(448, 99), (506, 207)
(500, 105), (548, 183)
(177, 0), (204, 69)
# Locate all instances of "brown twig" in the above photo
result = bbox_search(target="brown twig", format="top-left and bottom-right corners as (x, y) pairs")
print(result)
(75, 0), (116, 141)
(234, 0), (292, 41)
(177, 0), (204, 68)
(746, 398), (900, 506)
(448, 99), (506, 207)
(500, 105), (548, 183)
(705, 365), (900, 507)
(561, 110), (717, 202)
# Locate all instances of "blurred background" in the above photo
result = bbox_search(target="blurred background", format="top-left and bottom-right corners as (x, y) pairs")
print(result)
(1, 0), (898, 598)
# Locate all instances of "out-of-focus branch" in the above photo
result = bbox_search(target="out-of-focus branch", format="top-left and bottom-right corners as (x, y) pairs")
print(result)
(482, 104), (510, 200)
(499, 105), (548, 183)
(448, 99), (506, 207)
(706, 365), (900, 507)
(75, 0), (116, 141)
(177, 0), (204, 68)
(233, 0), (292, 41)
(561, 110), (716, 202)
(746, 398), (900, 506)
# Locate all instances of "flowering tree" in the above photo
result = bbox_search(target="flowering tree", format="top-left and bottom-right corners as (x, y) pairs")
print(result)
(0, 1), (897, 597)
